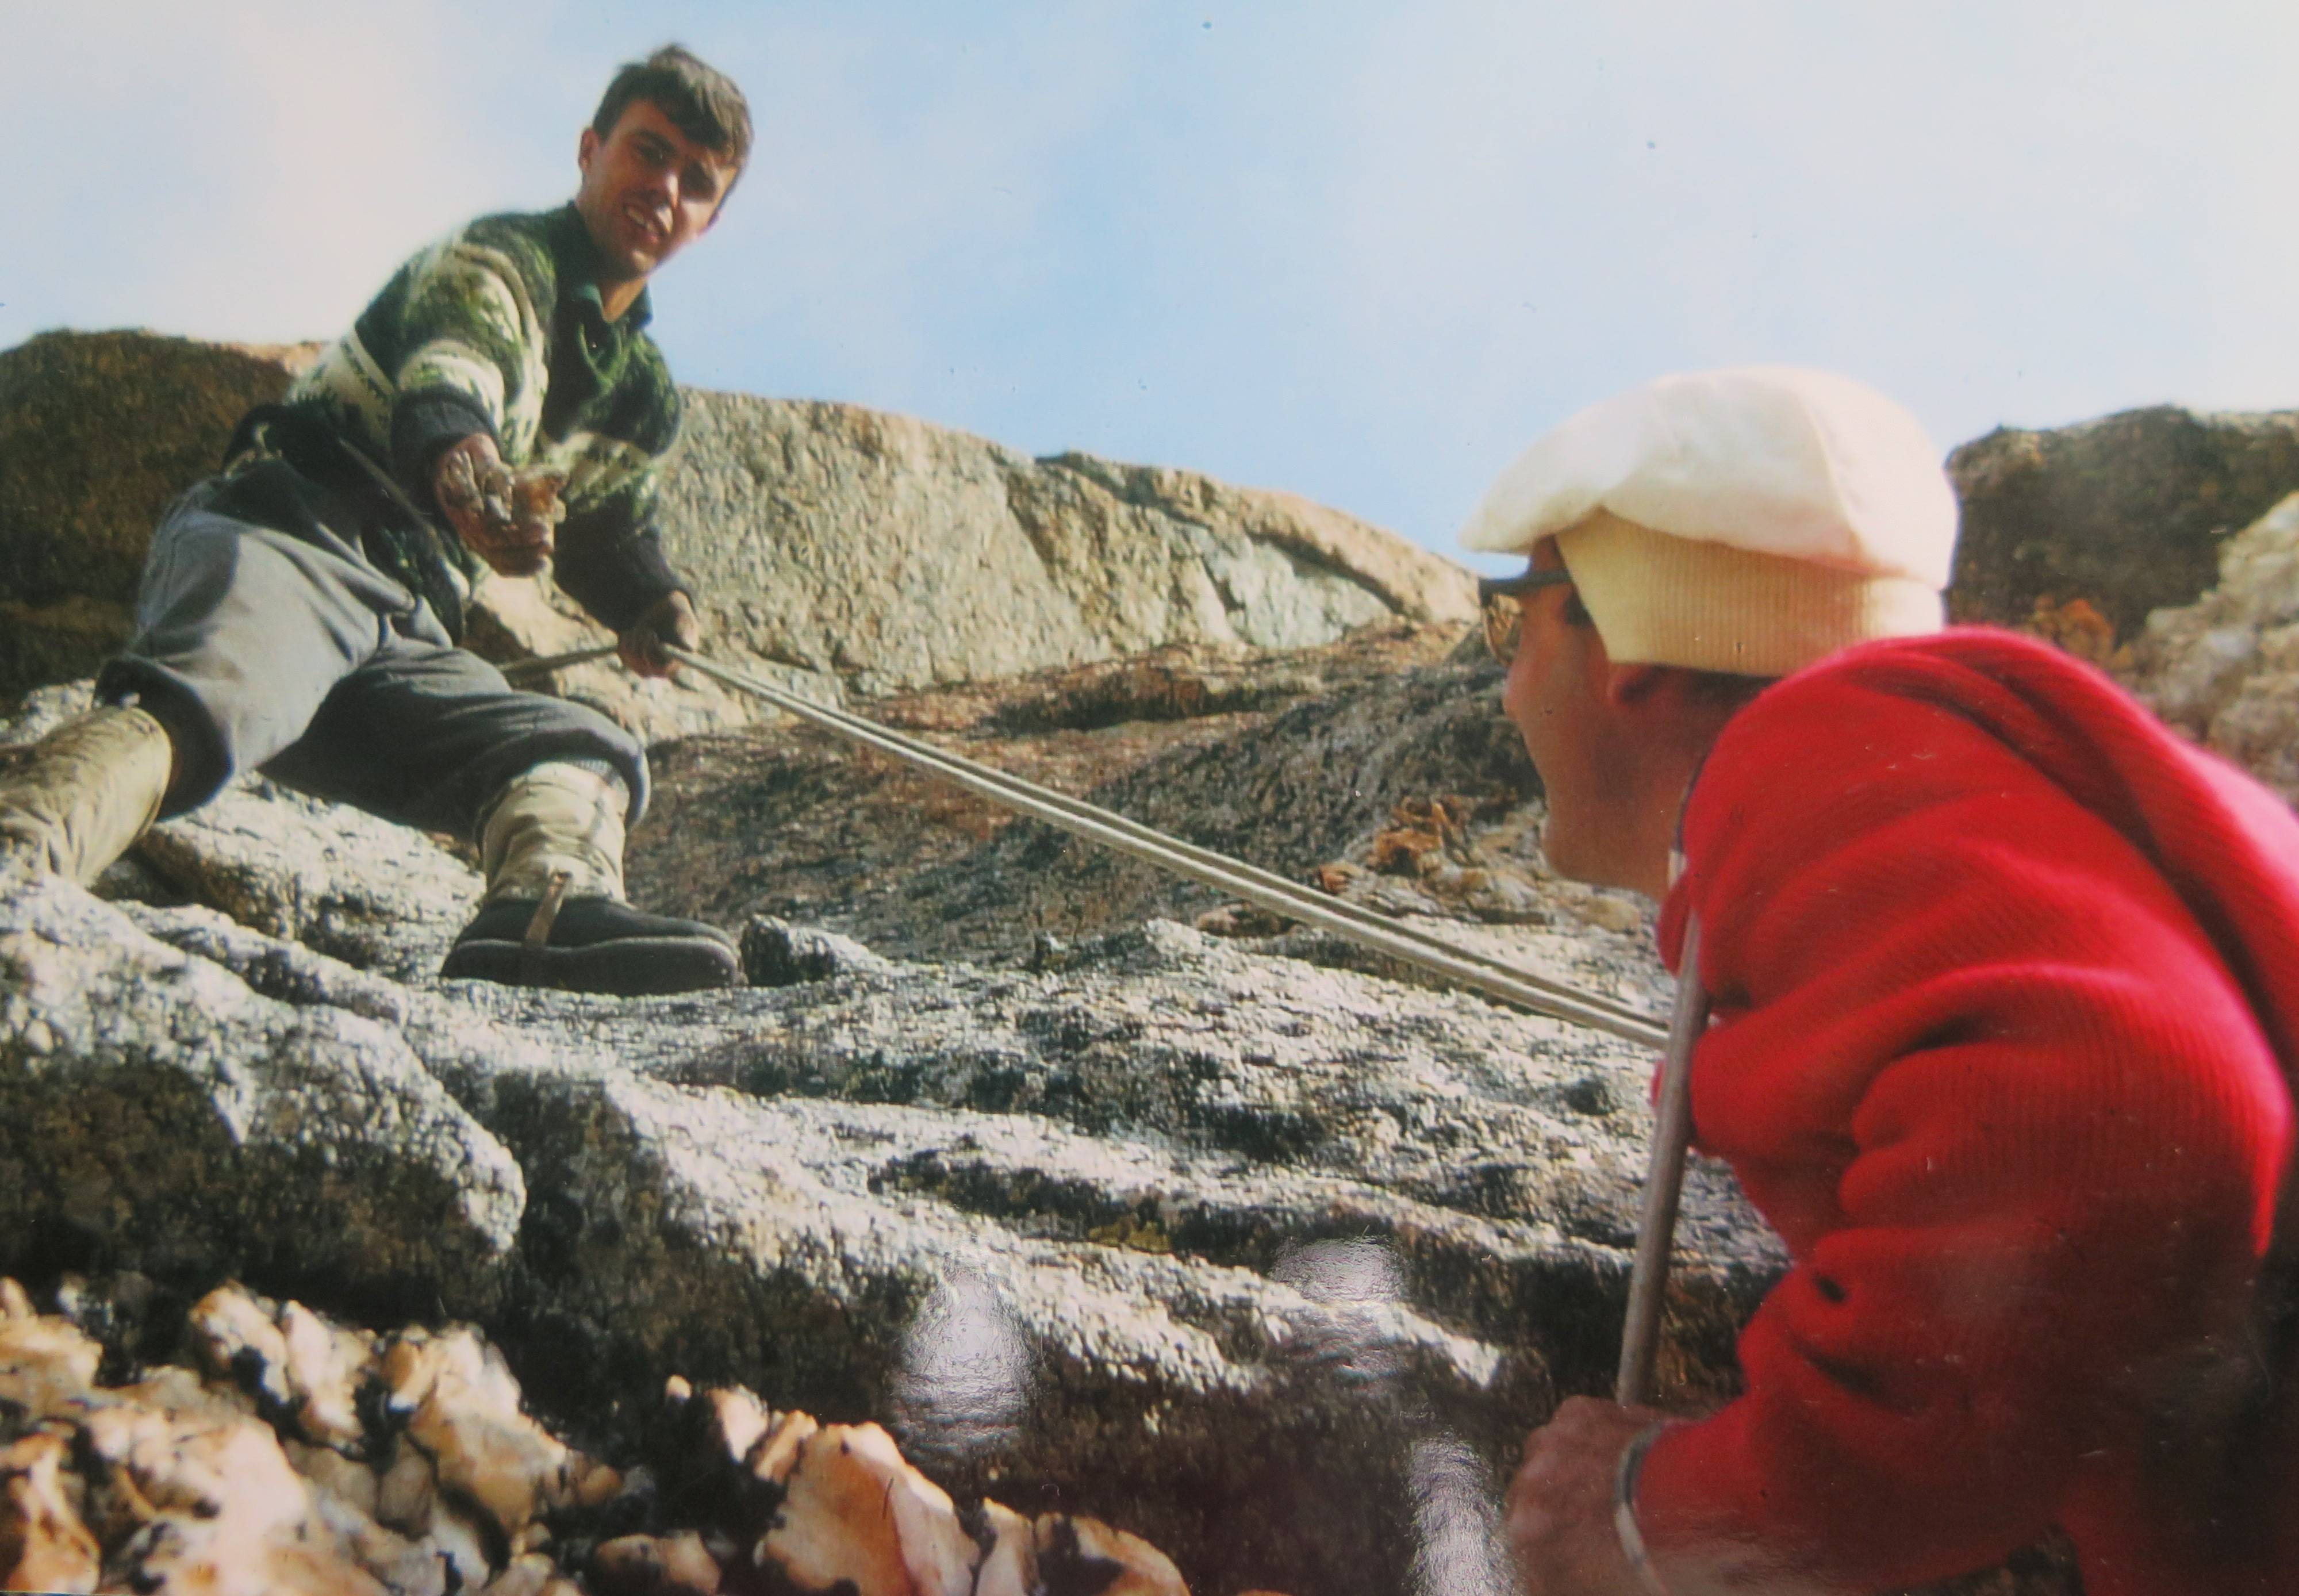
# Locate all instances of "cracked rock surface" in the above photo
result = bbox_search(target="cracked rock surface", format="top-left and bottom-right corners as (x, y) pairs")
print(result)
(0, 651), (1779, 1595)
(0, 331), (1477, 725)
(2126, 489), (2299, 805)
(3, 619), (2114, 1592)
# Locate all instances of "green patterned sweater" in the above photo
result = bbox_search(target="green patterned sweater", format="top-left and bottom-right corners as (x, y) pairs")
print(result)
(280, 202), (688, 634)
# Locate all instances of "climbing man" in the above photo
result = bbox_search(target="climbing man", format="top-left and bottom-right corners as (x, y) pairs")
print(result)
(1469, 368), (2299, 1594)
(0, 44), (749, 995)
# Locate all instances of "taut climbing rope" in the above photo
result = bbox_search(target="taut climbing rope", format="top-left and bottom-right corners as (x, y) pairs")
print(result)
(503, 643), (1668, 1048)
(508, 642), (1706, 1394)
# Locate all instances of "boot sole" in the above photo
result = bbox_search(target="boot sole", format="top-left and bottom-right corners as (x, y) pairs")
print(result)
(441, 935), (741, 996)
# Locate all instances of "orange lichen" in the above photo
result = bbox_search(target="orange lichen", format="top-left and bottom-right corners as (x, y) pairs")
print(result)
(0, 1431), (101, 1594)
(0, 1276), (1296, 1596)
(2022, 594), (2124, 667)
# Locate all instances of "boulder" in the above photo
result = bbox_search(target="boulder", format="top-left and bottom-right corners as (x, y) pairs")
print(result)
(0, 331), (321, 607)
(2125, 490), (2299, 806)
(0, 331), (1477, 722)
(0, 330), (320, 693)
(1948, 405), (2299, 639)
(663, 397), (1475, 700)
(0, 876), (525, 1315)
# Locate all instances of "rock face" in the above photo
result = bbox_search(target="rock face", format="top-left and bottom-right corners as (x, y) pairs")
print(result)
(0, 646), (2096, 1594)
(666, 396), (1476, 699)
(632, 626), (1660, 980)
(2125, 490), (2299, 805)
(0, 876), (526, 1315)
(14, 325), (2299, 696)
(0, 661), (1784, 1596)
(0, 331), (320, 694)
(29, 329), (2280, 1596)
(0, 331), (1476, 720)
(1948, 405), (2299, 639)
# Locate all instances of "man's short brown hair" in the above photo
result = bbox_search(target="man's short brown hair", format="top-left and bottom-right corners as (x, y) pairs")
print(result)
(594, 44), (753, 178)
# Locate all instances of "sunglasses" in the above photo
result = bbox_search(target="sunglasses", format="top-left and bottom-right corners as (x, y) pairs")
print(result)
(1476, 566), (1575, 666)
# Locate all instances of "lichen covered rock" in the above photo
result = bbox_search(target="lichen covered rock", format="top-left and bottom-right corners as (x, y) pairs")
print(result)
(0, 330), (1473, 713)
(2126, 490), (2299, 804)
(1948, 404), (2299, 639)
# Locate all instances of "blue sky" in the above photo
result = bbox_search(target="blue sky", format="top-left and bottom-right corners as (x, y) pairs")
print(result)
(8, 3), (2297, 565)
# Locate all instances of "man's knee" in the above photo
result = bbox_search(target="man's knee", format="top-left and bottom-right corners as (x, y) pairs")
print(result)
(108, 505), (408, 806)
(93, 662), (227, 817)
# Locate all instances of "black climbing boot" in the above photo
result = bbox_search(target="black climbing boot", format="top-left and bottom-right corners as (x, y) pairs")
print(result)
(441, 891), (740, 996)
(448, 761), (739, 995)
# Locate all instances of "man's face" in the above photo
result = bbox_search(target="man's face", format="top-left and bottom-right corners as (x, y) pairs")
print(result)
(575, 98), (738, 285)
(1499, 541), (1631, 887)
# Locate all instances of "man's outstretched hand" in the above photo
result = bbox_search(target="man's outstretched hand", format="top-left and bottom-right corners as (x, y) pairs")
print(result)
(1508, 1396), (1673, 1594)
(619, 592), (700, 680)
(435, 435), (567, 577)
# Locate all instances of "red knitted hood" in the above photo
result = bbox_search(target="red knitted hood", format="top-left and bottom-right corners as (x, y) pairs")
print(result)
(1662, 626), (2299, 1089)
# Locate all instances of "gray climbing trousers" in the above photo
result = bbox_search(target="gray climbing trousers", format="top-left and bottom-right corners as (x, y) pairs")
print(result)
(97, 467), (647, 838)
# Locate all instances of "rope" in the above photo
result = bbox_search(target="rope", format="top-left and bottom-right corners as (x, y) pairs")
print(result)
(1615, 912), (1709, 1404)
(500, 643), (1669, 1047)
(497, 647), (620, 684)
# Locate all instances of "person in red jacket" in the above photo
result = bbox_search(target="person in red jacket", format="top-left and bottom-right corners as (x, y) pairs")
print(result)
(1463, 367), (2299, 1595)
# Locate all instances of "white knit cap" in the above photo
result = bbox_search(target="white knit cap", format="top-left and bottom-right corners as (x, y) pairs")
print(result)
(1460, 367), (1959, 677)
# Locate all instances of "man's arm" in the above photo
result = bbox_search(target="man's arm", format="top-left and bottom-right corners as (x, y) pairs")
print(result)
(380, 229), (556, 507)
(380, 225), (697, 675)
(444, 444), (694, 680)
(547, 405), (694, 680)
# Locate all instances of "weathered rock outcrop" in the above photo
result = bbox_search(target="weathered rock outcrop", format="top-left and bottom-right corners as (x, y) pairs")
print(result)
(1948, 405), (2299, 638)
(0, 664), (1774, 1594)
(632, 625), (1661, 979)
(0, 331), (323, 695)
(0, 331), (1476, 725)
(666, 398), (1475, 698)
(0, 873), (527, 1316)
(2125, 490), (2299, 805)
(18, 327), (2299, 693)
